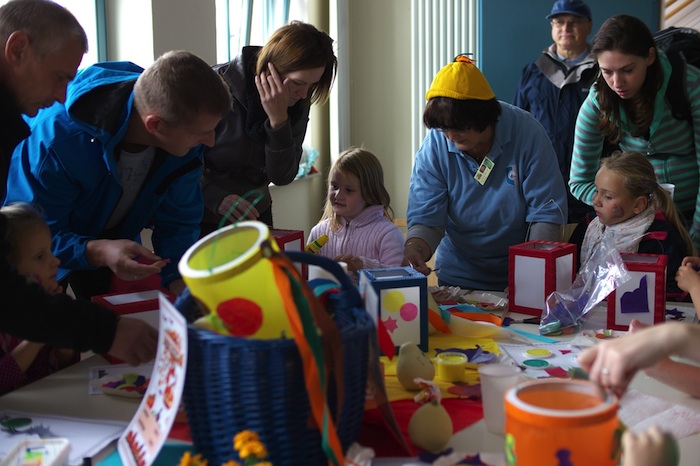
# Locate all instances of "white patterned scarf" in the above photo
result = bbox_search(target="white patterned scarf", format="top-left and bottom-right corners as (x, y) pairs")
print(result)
(580, 208), (656, 266)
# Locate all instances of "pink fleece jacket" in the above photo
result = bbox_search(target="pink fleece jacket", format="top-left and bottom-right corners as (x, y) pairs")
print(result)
(307, 204), (404, 270)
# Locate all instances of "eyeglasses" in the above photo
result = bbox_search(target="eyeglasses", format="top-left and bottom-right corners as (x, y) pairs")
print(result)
(438, 127), (470, 135)
(550, 18), (586, 28)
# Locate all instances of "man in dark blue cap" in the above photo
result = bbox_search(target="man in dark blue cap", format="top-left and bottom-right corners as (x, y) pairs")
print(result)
(514, 0), (596, 228)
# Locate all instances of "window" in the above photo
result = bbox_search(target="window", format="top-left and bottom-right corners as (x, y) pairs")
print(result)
(0, 0), (103, 69)
(215, 0), (308, 63)
(215, 0), (315, 160)
(53, 0), (103, 68)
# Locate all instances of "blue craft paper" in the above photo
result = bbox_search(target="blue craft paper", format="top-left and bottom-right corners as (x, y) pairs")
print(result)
(620, 275), (650, 314)
(439, 304), (487, 314)
(509, 328), (559, 343)
(438, 304), (488, 324)
(96, 444), (192, 466)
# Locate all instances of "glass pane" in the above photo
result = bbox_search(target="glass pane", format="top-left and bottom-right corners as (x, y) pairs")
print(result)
(53, 0), (99, 68)
(0, 0), (100, 69)
(216, 0), (308, 61)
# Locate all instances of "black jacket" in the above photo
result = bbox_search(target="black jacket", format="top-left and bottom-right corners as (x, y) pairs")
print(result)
(0, 83), (118, 352)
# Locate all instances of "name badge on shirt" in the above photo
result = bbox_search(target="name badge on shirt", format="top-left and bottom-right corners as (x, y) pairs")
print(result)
(474, 157), (494, 185)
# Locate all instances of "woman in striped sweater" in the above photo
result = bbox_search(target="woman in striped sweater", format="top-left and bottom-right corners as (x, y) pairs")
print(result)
(569, 15), (700, 251)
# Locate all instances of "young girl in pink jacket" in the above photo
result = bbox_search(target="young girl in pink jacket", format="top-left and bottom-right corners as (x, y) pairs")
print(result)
(307, 147), (404, 276)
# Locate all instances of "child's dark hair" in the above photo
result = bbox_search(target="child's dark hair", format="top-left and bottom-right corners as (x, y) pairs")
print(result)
(0, 202), (49, 264)
(601, 151), (695, 255)
(322, 147), (394, 230)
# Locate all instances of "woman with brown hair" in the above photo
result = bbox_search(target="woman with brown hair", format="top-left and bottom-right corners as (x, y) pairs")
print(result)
(201, 21), (337, 233)
(570, 15), (700, 251)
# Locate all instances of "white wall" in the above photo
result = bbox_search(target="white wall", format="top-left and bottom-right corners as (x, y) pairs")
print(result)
(105, 0), (216, 67)
(344, 0), (412, 220)
(151, 0), (217, 64)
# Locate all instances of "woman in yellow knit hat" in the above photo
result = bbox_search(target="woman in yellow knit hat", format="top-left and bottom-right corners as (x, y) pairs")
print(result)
(402, 55), (568, 291)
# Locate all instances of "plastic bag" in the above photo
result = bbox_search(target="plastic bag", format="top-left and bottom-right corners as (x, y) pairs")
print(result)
(539, 234), (631, 335)
(296, 144), (319, 179)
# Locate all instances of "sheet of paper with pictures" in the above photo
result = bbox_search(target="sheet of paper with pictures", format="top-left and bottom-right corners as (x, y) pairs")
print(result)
(498, 342), (582, 378)
(117, 294), (187, 466)
(89, 362), (155, 397)
(620, 389), (700, 439)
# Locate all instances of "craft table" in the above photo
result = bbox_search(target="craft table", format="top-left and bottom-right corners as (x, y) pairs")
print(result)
(447, 302), (700, 464)
(376, 298), (700, 465)
(0, 302), (699, 466)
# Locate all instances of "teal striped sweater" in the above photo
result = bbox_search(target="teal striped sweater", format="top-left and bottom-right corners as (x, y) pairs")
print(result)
(570, 50), (700, 249)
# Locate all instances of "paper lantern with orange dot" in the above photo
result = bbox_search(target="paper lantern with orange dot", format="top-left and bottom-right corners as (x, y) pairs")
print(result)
(359, 267), (428, 352)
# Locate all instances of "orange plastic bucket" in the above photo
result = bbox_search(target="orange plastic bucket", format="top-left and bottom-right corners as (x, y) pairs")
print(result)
(504, 379), (621, 466)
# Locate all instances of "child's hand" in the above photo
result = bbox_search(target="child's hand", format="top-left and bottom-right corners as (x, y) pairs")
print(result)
(628, 319), (651, 334)
(675, 265), (700, 294)
(334, 254), (362, 273)
(681, 256), (700, 269)
(621, 427), (679, 466)
(49, 283), (63, 295)
(53, 348), (78, 369)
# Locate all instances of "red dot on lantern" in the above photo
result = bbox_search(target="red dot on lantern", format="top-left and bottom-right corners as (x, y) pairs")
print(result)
(216, 298), (263, 336)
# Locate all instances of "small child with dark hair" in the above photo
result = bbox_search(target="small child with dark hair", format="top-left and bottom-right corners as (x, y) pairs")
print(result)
(0, 203), (78, 395)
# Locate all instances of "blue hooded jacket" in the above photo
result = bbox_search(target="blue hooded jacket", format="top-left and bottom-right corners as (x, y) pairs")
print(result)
(5, 61), (204, 286)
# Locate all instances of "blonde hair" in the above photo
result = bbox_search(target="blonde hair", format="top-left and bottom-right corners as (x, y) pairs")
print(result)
(321, 147), (394, 231)
(601, 151), (695, 255)
(0, 202), (49, 265)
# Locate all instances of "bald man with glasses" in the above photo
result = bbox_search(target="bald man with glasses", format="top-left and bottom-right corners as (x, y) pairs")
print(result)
(514, 0), (597, 227)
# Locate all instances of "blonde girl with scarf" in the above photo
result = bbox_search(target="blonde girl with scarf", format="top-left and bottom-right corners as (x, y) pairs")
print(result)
(569, 151), (694, 300)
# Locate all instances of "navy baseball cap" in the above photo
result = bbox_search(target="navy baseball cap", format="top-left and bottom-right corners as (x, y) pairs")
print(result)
(546, 0), (592, 20)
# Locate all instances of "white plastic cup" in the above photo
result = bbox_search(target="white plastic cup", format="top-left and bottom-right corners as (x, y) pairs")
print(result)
(307, 261), (348, 283)
(660, 183), (675, 200)
(478, 364), (522, 434)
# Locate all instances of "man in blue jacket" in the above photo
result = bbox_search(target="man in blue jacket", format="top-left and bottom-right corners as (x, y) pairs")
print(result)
(6, 50), (232, 300)
(513, 0), (596, 224)
(0, 0), (159, 365)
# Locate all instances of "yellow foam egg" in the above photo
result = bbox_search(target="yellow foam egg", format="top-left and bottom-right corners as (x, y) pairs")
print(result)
(408, 401), (453, 452)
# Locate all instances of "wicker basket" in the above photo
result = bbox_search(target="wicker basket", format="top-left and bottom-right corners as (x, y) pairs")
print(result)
(182, 252), (373, 465)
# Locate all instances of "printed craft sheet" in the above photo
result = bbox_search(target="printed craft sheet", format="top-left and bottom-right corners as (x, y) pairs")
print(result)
(620, 389), (700, 439)
(89, 362), (155, 396)
(117, 294), (187, 466)
(0, 412), (126, 466)
(499, 342), (582, 378)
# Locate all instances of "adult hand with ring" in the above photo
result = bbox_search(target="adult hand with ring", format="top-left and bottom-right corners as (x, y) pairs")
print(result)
(578, 322), (694, 397)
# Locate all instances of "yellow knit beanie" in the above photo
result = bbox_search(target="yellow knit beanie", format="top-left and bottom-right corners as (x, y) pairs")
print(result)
(425, 55), (495, 101)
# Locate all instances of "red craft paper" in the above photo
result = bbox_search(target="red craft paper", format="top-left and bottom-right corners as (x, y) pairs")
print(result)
(358, 398), (483, 457)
